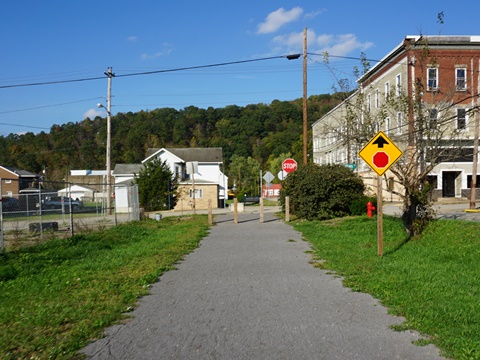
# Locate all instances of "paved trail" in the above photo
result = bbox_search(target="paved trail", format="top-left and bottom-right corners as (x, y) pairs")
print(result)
(82, 211), (444, 359)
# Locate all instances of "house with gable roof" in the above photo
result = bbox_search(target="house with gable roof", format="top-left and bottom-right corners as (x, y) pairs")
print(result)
(113, 147), (228, 211)
(0, 165), (40, 197)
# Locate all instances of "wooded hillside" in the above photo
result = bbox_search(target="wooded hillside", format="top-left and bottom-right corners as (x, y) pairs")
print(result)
(0, 94), (340, 181)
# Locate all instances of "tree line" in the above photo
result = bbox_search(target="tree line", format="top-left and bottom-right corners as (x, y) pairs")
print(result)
(0, 94), (340, 185)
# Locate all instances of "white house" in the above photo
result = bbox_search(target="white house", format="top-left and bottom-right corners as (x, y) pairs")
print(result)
(113, 147), (228, 211)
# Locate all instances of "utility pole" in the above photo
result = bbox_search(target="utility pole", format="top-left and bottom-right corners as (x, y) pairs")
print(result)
(105, 67), (115, 215)
(303, 27), (308, 165)
(470, 61), (480, 209)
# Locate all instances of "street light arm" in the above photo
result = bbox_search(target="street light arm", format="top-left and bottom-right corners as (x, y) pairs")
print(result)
(97, 103), (111, 115)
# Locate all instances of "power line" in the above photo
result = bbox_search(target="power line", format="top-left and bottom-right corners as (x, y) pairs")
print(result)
(0, 122), (50, 130)
(0, 97), (104, 115)
(0, 55), (300, 90)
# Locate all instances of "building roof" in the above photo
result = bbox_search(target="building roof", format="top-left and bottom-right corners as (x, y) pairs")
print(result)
(113, 164), (144, 175)
(0, 166), (39, 178)
(358, 35), (480, 83)
(145, 148), (223, 163)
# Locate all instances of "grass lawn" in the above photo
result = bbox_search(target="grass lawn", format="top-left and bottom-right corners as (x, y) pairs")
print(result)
(293, 215), (480, 360)
(1, 212), (479, 359)
(0, 215), (209, 359)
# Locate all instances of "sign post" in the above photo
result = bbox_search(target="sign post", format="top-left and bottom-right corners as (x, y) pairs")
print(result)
(359, 131), (403, 256)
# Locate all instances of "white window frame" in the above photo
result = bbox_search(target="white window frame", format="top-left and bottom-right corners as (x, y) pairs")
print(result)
(189, 189), (203, 198)
(5, 191), (13, 197)
(385, 117), (390, 135)
(367, 94), (371, 112)
(385, 82), (390, 100)
(395, 74), (402, 96)
(427, 67), (438, 90)
(375, 89), (380, 108)
(456, 68), (467, 91)
(5, 179), (12, 184)
(456, 108), (467, 130)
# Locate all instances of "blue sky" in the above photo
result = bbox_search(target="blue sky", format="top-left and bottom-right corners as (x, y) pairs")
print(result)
(1, 1), (478, 136)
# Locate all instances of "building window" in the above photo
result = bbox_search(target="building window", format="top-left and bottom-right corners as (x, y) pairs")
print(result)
(5, 191), (13, 197)
(457, 108), (467, 130)
(5, 179), (12, 184)
(385, 117), (390, 134)
(467, 175), (480, 188)
(367, 94), (371, 112)
(427, 68), (438, 90)
(189, 189), (203, 198)
(385, 82), (390, 100)
(456, 68), (466, 91)
(395, 74), (402, 96)
(397, 112), (403, 135)
(429, 108), (438, 129)
(375, 89), (380, 108)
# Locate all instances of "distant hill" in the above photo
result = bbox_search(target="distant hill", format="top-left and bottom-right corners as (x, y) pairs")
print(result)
(0, 94), (341, 181)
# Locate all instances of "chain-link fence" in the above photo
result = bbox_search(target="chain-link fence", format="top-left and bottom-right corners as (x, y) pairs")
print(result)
(0, 179), (140, 252)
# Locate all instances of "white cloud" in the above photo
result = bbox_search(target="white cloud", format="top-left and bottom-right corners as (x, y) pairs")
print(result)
(141, 43), (174, 60)
(316, 34), (374, 57)
(304, 9), (326, 19)
(272, 29), (317, 52)
(257, 7), (303, 34)
(126, 35), (138, 42)
(271, 30), (373, 57)
(83, 108), (104, 119)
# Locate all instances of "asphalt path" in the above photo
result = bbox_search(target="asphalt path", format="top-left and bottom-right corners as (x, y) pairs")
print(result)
(81, 209), (445, 359)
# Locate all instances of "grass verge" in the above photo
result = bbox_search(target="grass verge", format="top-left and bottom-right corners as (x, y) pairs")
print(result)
(0, 215), (209, 359)
(293, 215), (480, 360)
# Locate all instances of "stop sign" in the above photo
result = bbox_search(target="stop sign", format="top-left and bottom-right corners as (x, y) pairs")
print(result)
(373, 151), (389, 168)
(282, 158), (298, 173)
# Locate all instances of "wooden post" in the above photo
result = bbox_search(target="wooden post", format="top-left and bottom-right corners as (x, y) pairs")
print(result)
(377, 176), (383, 257)
(302, 27), (308, 165)
(285, 196), (290, 222)
(234, 198), (238, 224)
(260, 197), (264, 223)
(208, 199), (213, 225)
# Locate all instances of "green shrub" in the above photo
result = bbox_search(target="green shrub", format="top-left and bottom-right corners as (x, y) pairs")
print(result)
(279, 163), (365, 220)
(349, 195), (377, 216)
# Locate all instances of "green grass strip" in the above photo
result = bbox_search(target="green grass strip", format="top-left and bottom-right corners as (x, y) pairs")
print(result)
(0, 215), (209, 359)
(293, 216), (480, 360)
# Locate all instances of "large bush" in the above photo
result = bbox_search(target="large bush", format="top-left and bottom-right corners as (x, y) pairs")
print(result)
(279, 163), (365, 220)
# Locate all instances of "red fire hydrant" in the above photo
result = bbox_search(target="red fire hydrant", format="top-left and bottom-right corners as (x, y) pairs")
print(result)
(366, 201), (376, 218)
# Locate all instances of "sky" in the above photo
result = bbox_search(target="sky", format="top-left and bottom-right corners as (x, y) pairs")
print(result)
(1, 0), (479, 137)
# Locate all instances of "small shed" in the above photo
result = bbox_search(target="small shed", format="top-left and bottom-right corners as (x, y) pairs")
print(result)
(58, 184), (97, 201)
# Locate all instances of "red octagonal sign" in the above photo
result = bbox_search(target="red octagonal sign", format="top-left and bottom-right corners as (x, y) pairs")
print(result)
(282, 158), (298, 173)
(372, 151), (389, 168)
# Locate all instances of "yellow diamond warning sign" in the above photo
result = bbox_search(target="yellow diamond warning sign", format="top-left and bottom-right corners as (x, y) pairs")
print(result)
(359, 131), (403, 176)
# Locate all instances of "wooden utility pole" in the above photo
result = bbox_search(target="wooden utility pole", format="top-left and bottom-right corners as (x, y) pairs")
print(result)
(303, 27), (308, 165)
(105, 67), (114, 215)
(470, 60), (480, 209)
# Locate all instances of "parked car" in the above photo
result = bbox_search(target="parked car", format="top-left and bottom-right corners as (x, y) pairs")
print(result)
(1, 197), (19, 212)
(41, 196), (83, 211)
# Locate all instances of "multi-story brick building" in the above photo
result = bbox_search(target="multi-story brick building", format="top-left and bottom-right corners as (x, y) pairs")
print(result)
(313, 35), (480, 200)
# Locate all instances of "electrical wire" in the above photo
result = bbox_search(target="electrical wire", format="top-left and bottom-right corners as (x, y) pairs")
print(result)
(0, 55), (300, 89)
(0, 97), (104, 115)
